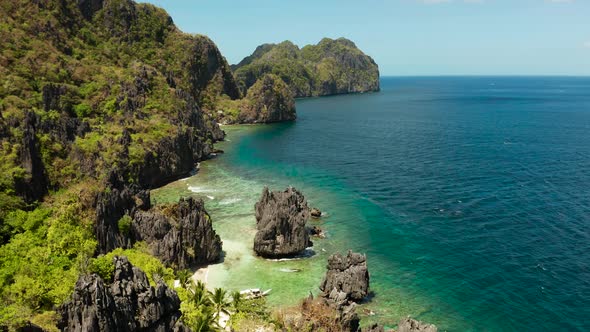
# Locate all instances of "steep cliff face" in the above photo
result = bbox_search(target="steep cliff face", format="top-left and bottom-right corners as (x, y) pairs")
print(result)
(95, 183), (150, 254)
(0, 1), (240, 326)
(58, 256), (187, 332)
(253, 187), (311, 258)
(132, 197), (223, 269)
(233, 38), (380, 98)
(0, 0), (237, 210)
(238, 74), (296, 123)
(12, 112), (48, 204)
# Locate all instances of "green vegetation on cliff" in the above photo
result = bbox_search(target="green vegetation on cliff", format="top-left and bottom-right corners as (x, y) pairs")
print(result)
(232, 38), (380, 98)
(216, 74), (296, 124)
(0, 0), (240, 328)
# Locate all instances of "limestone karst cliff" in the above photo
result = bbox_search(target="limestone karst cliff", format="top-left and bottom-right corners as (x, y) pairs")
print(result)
(233, 38), (380, 98)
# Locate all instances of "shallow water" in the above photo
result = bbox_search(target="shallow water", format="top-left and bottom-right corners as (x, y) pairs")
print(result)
(153, 77), (590, 331)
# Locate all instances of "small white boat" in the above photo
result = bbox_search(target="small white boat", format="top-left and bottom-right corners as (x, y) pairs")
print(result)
(239, 288), (272, 299)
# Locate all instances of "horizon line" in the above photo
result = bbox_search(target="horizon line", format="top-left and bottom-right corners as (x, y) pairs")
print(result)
(379, 74), (590, 78)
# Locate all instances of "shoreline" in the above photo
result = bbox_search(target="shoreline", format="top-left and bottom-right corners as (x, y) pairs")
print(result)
(152, 124), (451, 329)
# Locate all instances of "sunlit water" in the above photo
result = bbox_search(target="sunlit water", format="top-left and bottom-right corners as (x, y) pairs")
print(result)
(153, 77), (590, 331)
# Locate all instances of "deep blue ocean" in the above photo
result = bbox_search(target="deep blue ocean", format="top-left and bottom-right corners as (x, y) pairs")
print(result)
(156, 76), (590, 330)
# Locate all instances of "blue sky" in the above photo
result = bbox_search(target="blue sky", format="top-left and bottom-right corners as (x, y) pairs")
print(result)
(141, 0), (590, 76)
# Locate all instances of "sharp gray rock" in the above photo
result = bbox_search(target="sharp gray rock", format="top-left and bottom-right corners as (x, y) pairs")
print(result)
(253, 186), (312, 258)
(58, 256), (189, 332)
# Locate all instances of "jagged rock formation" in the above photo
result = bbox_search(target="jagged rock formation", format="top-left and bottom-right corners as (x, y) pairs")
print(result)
(58, 256), (187, 332)
(237, 74), (296, 123)
(12, 112), (48, 203)
(397, 317), (438, 332)
(233, 38), (380, 98)
(133, 197), (222, 269)
(95, 183), (149, 253)
(95, 183), (222, 269)
(253, 187), (312, 258)
(320, 251), (370, 303)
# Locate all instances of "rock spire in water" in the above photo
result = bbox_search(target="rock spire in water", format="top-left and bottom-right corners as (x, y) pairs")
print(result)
(253, 186), (312, 258)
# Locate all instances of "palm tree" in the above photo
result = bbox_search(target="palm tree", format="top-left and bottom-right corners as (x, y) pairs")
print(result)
(192, 309), (218, 332)
(230, 290), (243, 313)
(189, 280), (211, 308)
(176, 269), (192, 289)
(209, 287), (230, 320)
(152, 265), (167, 283)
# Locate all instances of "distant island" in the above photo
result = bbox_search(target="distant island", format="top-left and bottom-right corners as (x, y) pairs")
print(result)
(232, 38), (380, 98)
(212, 38), (381, 124)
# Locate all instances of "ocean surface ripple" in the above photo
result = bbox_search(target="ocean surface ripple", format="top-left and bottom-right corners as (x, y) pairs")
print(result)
(156, 77), (590, 331)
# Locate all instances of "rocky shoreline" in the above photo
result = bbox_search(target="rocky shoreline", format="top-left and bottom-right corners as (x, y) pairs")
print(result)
(0, 0), (437, 330)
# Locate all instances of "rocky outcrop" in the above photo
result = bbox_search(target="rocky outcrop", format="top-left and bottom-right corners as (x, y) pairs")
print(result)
(233, 38), (380, 98)
(340, 302), (361, 332)
(253, 187), (311, 258)
(77, 0), (105, 20)
(58, 256), (187, 332)
(311, 207), (322, 218)
(309, 225), (325, 238)
(397, 317), (438, 332)
(132, 197), (222, 269)
(135, 128), (211, 189)
(95, 184), (222, 269)
(320, 251), (370, 303)
(95, 182), (150, 254)
(187, 35), (241, 104)
(13, 112), (48, 204)
(237, 74), (296, 123)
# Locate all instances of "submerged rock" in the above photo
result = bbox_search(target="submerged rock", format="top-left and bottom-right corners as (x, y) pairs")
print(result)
(253, 187), (311, 258)
(58, 256), (187, 332)
(320, 251), (370, 303)
(397, 317), (438, 332)
(133, 197), (223, 269)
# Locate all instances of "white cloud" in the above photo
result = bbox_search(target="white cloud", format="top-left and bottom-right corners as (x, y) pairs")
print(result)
(583, 41), (590, 49)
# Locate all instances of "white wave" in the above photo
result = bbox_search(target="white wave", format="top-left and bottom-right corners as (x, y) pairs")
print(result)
(188, 185), (216, 193)
(219, 197), (242, 205)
